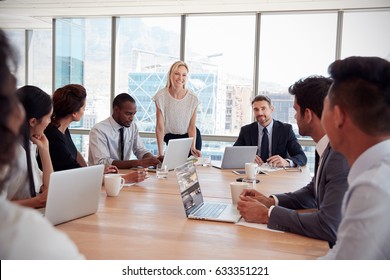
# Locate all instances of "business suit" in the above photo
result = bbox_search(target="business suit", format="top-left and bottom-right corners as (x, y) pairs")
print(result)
(267, 144), (349, 247)
(234, 120), (307, 166)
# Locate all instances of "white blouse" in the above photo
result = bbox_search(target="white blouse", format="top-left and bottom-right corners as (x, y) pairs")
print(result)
(153, 87), (199, 135)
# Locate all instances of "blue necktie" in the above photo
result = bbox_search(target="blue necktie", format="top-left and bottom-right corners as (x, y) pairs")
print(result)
(261, 127), (269, 163)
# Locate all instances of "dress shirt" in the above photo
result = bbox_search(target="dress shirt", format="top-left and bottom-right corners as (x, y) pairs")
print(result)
(6, 143), (43, 200)
(315, 135), (329, 196)
(88, 116), (151, 166)
(322, 139), (390, 259)
(0, 193), (84, 259)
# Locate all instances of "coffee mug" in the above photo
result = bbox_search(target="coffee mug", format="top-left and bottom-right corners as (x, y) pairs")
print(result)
(104, 174), (125, 197)
(245, 162), (259, 180)
(230, 181), (249, 205)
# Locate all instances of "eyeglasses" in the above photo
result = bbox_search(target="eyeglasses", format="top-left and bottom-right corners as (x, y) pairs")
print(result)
(283, 166), (302, 172)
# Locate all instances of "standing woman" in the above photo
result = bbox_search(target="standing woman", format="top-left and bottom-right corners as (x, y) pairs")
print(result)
(6, 85), (53, 208)
(40, 84), (88, 171)
(153, 60), (202, 158)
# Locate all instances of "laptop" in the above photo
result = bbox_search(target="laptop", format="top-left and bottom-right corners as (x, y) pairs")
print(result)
(175, 161), (241, 223)
(39, 165), (105, 225)
(212, 146), (257, 169)
(150, 137), (193, 171)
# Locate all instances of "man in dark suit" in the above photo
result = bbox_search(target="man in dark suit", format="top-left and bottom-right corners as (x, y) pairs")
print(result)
(234, 95), (307, 167)
(237, 76), (349, 247)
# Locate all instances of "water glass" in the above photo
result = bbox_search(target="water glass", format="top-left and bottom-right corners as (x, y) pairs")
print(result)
(156, 163), (168, 179)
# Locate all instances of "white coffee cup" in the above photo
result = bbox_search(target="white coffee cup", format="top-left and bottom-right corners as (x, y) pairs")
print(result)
(245, 162), (259, 180)
(230, 181), (249, 205)
(104, 174), (125, 197)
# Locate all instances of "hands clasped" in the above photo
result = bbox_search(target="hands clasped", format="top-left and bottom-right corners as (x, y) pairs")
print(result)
(237, 189), (275, 224)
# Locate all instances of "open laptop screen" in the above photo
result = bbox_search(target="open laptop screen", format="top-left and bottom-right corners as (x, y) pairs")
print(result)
(175, 161), (204, 216)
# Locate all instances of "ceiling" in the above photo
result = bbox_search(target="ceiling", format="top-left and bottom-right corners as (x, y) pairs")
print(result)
(0, 0), (389, 29)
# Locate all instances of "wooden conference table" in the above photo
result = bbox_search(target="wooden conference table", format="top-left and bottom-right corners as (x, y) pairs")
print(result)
(57, 165), (329, 260)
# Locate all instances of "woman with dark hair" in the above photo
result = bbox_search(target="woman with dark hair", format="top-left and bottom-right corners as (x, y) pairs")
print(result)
(45, 84), (146, 182)
(40, 84), (88, 171)
(0, 29), (83, 259)
(4, 85), (54, 209)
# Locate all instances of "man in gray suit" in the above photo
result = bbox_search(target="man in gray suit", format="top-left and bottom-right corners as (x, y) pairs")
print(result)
(237, 76), (349, 247)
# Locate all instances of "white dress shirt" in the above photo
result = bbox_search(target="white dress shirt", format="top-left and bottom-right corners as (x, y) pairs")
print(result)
(314, 135), (329, 196)
(6, 143), (43, 200)
(88, 116), (151, 166)
(0, 193), (84, 259)
(322, 139), (390, 259)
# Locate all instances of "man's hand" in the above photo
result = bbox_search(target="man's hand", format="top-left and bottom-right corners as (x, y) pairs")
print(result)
(241, 189), (275, 208)
(267, 155), (289, 167)
(139, 156), (160, 167)
(237, 195), (269, 224)
(122, 169), (147, 183)
(254, 155), (264, 165)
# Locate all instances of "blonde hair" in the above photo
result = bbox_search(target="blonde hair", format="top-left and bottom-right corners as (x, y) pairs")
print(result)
(166, 60), (189, 89)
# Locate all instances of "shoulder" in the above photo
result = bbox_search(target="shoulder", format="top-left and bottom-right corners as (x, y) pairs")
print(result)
(91, 117), (110, 132)
(241, 122), (257, 130)
(128, 122), (139, 133)
(238, 122), (257, 136)
(0, 199), (83, 259)
(273, 120), (292, 130)
(324, 147), (350, 175)
(187, 89), (199, 101)
(44, 124), (60, 137)
(153, 88), (168, 101)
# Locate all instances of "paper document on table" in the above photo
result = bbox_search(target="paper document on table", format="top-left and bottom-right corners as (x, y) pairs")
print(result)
(259, 163), (283, 173)
(236, 219), (284, 233)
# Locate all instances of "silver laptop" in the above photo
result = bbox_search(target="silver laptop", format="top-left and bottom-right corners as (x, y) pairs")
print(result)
(212, 146), (257, 169)
(39, 165), (105, 225)
(151, 137), (193, 171)
(175, 161), (241, 223)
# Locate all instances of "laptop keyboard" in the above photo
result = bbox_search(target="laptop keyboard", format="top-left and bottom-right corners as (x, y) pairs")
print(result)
(193, 203), (227, 218)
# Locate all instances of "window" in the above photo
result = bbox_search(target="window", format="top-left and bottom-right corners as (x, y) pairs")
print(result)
(259, 13), (337, 126)
(55, 18), (111, 159)
(341, 10), (390, 59)
(258, 12), (337, 171)
(185, 14), (256, 136)
(30, 29), (52, 94)
(116, 16), (181, 132)
(5, 30), (25, 87)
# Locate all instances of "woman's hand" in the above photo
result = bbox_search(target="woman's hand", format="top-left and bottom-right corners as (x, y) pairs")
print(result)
(31, 133), (49, 150)
(191, 147), (202, 158)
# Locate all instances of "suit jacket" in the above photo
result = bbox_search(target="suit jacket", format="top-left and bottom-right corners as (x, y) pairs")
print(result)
(267, 144), (349, 247)
(233, 120), (307, 166)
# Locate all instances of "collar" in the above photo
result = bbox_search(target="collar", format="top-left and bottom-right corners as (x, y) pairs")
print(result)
(316, 135), (329, 158)
(109, 116), (123, 131)
(348, 139), (390, 184)
(258, 119), (274, 133)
